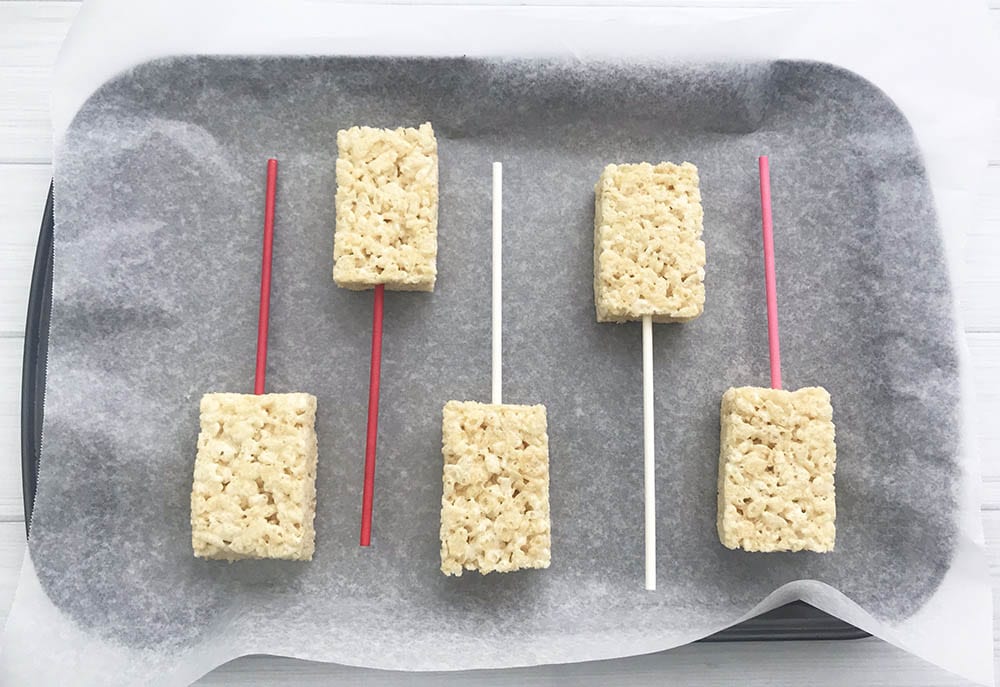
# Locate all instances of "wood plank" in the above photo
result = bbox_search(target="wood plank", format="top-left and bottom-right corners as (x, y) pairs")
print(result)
(0, 244), (34, 338)
(0, 3), (77, 163)
(0, 163), (51, 245)
(0, 257), (42, 339)
(0, 2), (78, 66)
(0, 337), (24, 523)
(977, 166), (1000, 223)
(0, 522), (25, 627)
(0, 163), (49, 336)
(970, 333), (1000, 508)
(963, 227), (1000, 333)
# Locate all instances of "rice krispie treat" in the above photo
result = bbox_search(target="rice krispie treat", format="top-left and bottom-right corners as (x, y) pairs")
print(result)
(440, 401), (551, 576)
(717, 386), (836, 553)
(192, 392), (318, 561)
(594, 162), (705, 323)
(334, 122), (438, 291)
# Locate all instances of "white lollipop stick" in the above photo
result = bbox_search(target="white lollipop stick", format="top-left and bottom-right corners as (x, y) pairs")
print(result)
(492, 162), (503, 406)
(642, 315), (656, 591)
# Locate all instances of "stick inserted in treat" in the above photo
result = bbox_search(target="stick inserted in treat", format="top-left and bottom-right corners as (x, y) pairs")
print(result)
(642, 315), (655, 591)
(360, 285), (384, 547)
(333, 123), (439, 547)
(492, 162), (503, 405)
(758, 156), (782, 390)
(192, 158), (320, 562)
(439, 161), (551, 577)
(715, 157), (836, 554)
(254, 158), (278, 395)
(594, 161), (706, 588)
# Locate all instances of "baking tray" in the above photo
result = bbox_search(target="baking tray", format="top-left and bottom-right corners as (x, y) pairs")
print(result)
(20, 182), (868, 643)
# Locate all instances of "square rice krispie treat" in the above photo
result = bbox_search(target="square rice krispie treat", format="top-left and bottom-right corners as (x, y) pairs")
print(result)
(717, 386), (836, 553)
(440, 401), (550, 576)
(192, 392), (318, 561)
(594, 162), (705, 323)
(334, 122), (438, 291)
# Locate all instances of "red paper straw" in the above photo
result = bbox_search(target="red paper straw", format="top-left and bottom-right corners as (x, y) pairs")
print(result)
(360, 284), (385, 546)
(758, 156), (782, 390)
(254, 158), (278, 395)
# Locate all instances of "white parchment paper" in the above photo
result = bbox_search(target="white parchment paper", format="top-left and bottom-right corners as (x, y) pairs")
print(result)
(2, 1), (997, 685)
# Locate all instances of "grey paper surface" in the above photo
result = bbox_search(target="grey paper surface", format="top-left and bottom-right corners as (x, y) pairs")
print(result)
(35, 58), (958, 669)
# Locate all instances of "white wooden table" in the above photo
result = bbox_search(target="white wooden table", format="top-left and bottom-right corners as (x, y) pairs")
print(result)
(1, 2), (998, 685)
